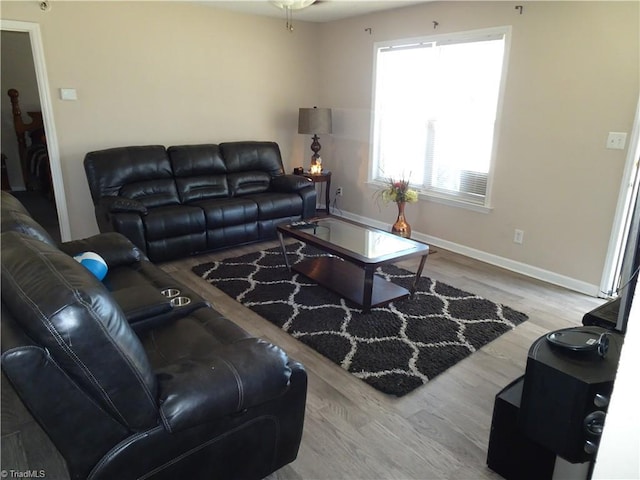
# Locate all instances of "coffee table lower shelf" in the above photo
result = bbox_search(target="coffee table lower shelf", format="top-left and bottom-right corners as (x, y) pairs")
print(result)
(292, 256), (410, 310)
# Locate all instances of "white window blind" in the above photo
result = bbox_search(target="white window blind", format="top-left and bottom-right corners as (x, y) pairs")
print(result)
(371, 28), (509, 206)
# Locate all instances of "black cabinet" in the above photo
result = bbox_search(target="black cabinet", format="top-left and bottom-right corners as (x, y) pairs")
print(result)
(487, 376), (556, 480)
(488, 327), (624, 479)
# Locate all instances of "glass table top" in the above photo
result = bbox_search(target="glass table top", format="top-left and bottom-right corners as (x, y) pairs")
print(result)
(287, 218), (426, 260)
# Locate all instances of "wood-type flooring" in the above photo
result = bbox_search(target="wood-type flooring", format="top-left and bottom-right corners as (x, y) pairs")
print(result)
(1, 240), (605, 479)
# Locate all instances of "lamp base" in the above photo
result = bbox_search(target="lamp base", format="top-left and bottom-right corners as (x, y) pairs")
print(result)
(310, 134), (321, 159)
(309, 156), (322, 174)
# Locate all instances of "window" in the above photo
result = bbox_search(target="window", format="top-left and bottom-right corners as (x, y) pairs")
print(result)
(371, 27), (510, 207)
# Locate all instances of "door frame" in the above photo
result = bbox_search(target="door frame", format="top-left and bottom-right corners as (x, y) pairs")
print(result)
(1, 19), (70, 241)
(600, 95), (640, 297)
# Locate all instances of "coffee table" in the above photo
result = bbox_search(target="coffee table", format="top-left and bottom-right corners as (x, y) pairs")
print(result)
(277, 217), (429, 312)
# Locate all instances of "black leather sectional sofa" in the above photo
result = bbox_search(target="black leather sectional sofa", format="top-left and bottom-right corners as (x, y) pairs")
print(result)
(0, 191), (307, 480)
(84, 141), (316, 262)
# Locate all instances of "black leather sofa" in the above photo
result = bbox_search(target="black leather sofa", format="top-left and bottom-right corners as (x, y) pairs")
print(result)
(84, 141), (317, 262)
(0, 191), (307, 480)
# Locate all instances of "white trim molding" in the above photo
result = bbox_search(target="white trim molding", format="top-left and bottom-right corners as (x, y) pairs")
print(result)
(600, 95), (640, 297)
(1, 19), (71, 242)
(337, 209), (600, 297)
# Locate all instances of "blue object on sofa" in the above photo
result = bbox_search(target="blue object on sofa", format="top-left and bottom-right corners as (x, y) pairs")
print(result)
(73, 251), (108, 280)
(83, 141), (317, 262)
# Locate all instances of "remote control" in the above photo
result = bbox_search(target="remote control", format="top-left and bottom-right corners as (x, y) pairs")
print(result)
(290, 221), (318, 230)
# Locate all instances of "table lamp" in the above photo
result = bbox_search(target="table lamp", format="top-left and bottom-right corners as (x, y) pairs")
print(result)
(298, 106), (332, 174)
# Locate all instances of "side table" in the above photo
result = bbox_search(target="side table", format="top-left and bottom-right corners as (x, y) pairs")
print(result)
(302, 171), (331, 215)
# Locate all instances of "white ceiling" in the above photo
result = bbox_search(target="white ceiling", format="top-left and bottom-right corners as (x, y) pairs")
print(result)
(199, 0), (430, 23)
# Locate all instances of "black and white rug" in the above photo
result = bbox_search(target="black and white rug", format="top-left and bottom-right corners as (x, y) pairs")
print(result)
(192, 242), (528, 397)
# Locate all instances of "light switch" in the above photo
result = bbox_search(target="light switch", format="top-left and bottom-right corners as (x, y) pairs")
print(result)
(59, 88), (77, 101)
(606, 132), (627, 150)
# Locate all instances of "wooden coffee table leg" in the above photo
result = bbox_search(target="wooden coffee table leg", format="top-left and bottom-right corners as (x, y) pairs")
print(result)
(277, 231), (291, 271)
(411, 254), (428, 296)
(363, 266), (375, 312)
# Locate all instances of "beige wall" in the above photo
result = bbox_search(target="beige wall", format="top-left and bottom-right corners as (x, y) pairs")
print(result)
(319, 1), (639, 289)
(1, 1), (638, 291)
(1, 1), (321, 238)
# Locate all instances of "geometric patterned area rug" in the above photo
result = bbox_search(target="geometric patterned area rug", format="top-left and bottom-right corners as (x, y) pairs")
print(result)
(192, 241), (528, 397)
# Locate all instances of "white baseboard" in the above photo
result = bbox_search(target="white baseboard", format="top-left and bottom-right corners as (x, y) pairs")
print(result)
(335, 210), (601, 297)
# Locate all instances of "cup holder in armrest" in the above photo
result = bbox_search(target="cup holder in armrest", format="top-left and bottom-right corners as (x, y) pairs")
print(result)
(162, 288), (192, 308)
(170, 296), (191, 307)
(112, 285), (173, 323)
(161, 288), (181, 298)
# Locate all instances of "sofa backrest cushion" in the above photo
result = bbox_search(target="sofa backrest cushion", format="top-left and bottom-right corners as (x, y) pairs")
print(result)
(0, 191), (56, 246)
(168, 144), (229, 203)
(1, 232), (158, 431)
(84, 146), (180, 208)
(226, 171), (272, 197)
(219, 142), (284, 196)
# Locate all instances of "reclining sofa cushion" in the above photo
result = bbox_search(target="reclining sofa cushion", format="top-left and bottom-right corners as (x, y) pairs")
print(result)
(245, 192), (303, 220)
(143, 204), (206, 240)
(219, 142), (310, 223)
(220, 141), (283, 175)
(143, 308), (293, 433)
(168, 144), (229, 203)
(0, 190), (56, 246)
(142, 204), (207, 260)
(84, 146), (180, 245)
(85, 145), (179, 208)
(198, 198), (260, 248)
(1, 232), (158, 431)
(197, 197), (259, 225)
(156, 338), (292, 432)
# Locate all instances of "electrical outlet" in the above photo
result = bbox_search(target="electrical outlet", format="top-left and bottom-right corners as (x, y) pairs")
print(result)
(514, 229), (524, 244)
(336, 187), (343, 197)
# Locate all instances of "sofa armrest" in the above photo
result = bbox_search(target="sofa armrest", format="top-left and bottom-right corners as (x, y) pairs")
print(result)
(157, 338), (292, 433)
(94, 197), (147, 234)
(100, 196), (148, 215)
(59, 232), (148, 266)
(1, 306), (130, 480)
(270, 174), (313, 193)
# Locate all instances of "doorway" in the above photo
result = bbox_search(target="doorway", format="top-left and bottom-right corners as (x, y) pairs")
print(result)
(0, 19), (70, 241)
(600, 97), (640, 298)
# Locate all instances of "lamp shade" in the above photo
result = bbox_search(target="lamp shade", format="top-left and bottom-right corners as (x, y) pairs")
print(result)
(298, 107), (332, 135)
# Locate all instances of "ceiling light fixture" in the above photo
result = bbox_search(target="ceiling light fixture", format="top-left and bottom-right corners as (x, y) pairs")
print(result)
(270, 0), (317, 32)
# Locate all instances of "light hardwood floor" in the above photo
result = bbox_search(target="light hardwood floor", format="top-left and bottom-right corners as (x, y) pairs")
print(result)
(1, 241), (605, 480)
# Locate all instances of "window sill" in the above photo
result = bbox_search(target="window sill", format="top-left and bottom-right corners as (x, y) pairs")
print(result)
(420, 191), (493, 213)
(367, 181), (493, 214)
